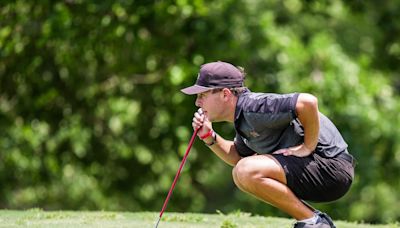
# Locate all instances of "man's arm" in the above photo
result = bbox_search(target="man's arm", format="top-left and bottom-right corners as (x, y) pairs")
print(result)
(273, 93), (320, 157)
(202, 135), (242, 166)
(296, 93), (320, 153)
(192, 108), (242, 166)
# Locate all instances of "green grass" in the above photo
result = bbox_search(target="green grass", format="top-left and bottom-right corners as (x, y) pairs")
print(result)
(0, 209), (398, 228)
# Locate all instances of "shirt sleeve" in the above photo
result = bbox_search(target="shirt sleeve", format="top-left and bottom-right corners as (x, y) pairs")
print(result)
(289, 93), (300, 118)
(234, 132), (256, 157)
(264, 93), (299, 118)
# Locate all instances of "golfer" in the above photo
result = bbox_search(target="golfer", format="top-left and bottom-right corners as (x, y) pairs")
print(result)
(181, 61), (355, 228)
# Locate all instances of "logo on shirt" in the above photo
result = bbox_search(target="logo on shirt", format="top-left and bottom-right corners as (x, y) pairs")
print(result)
(249, 130), (260, 138)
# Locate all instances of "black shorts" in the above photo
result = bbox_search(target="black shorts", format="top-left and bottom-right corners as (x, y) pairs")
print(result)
(272, 152), (355, 202)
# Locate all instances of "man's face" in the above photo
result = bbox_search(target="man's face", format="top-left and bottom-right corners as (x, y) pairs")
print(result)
(195, 89), (224, 122)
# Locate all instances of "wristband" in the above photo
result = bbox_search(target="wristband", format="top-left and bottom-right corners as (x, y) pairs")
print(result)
(199, 129), (214, 140)
(205, 131), (217, 146)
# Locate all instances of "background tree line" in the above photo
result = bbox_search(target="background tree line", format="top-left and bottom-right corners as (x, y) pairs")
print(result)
(1, 0), (399, 224)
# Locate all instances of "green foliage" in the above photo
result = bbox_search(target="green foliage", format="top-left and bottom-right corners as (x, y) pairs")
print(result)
(220, 219), (238, 228)
(1, 0), (400, 224)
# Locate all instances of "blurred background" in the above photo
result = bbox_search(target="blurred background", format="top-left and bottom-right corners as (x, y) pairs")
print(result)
(1, 0), (399, 224)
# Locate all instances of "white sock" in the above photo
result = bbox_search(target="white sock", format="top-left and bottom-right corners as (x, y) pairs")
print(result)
(297, 214), (318, 224)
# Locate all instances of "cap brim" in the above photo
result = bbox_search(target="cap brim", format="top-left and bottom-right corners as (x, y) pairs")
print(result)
(181, 85), (213, 95)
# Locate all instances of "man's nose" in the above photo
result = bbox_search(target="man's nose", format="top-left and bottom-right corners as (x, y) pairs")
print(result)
(195, 97), (201, 107)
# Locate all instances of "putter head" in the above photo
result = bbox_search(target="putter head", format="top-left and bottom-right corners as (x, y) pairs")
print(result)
(155, 216), (161, 228)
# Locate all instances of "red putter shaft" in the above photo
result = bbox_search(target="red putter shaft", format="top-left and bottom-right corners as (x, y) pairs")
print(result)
(155, 128), (199, 228)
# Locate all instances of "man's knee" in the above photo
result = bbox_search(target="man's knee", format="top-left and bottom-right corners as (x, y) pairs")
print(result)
(232, 155), (285, 192)
(232, 158), (259, 191)
(232, 166), (243, 190)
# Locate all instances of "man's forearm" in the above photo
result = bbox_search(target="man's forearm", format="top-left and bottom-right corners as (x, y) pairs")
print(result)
(203, 134), (241, 166)
(296, 93), (320, 152)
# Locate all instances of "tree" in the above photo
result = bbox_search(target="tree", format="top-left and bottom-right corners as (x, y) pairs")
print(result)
(0, 0), (399, 223)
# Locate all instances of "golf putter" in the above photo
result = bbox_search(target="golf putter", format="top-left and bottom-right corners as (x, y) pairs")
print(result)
(155, 127), (200, 228)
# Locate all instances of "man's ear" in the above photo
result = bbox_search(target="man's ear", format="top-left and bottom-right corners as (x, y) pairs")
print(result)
(222, 88), (232, 99)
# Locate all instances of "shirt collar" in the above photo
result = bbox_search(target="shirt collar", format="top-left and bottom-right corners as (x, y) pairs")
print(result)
(234, 88), (250, 121)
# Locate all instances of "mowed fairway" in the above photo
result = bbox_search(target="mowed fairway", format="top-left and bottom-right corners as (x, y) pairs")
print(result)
(0, 209), (397, 228)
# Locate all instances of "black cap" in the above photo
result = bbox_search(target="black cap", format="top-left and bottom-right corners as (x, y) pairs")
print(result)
(181, 61), (244, 95)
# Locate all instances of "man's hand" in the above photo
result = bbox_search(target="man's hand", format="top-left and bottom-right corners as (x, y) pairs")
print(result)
(272, 144), (313, 157)
(192, 108), (213, 137)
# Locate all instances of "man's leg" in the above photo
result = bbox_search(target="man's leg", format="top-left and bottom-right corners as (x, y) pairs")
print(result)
(232, 154), (314, 220)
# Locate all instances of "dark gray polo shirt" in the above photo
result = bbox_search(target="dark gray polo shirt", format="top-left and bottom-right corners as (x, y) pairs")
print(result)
(234, 90), (348, 158)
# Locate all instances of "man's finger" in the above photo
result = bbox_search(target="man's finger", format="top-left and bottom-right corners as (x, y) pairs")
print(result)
(194, 112), (204, 121)
(273, 149), (291, 155)
(272, 149), (285, 154)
